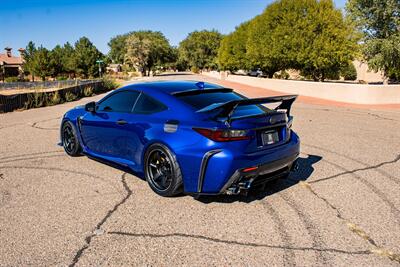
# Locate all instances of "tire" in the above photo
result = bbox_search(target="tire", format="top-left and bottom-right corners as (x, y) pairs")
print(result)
(144, 143), (183, 197)
(62, 121), (82, 156)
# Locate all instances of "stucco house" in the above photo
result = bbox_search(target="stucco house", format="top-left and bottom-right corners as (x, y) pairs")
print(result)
(0, 47), (24, 81)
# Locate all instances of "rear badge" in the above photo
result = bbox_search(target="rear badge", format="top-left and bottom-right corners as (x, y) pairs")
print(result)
(262, 130), (279, 145)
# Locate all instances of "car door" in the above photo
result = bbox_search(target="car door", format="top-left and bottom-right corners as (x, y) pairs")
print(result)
(79, 90), (140, 160)
(128, 92), (168, 168)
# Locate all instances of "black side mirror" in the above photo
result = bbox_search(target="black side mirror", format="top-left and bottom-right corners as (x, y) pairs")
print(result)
(85, 101), (96, 113)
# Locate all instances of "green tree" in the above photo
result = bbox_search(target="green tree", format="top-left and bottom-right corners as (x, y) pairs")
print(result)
(347, 0), (400, 81)
(108, 34), (129, 63)
(246, 0), (358, 80)
(49, 43), (78, 79)
(49, 45), (64, 78)
(340, 62), (358, 80)
(124, 31), (173, 76)
(298, 0), (359, 81)
(62, 42), (76, 78)
(73, 37), (104, 78)
(246, 11), (286, 77)
(164, 46), (180, 71)
(23, 41), (37, 81)
(30, 46), (52, 81)
(178, 30), (223, 70)
(218, 21), (250, 71)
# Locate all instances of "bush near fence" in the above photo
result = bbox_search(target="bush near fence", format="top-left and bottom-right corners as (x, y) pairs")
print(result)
(0, 81), (111, 113)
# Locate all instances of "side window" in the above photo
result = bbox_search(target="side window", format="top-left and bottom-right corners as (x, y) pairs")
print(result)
(133, 93), (167, 114)
(97, 91), (140, 113)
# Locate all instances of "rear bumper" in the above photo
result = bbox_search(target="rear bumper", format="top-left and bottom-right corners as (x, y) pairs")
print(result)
(193, 131), (300, 194)
(219, 153), (298, 195)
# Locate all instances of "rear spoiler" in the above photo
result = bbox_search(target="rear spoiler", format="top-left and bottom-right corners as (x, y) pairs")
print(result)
(196, 95), (297, 123)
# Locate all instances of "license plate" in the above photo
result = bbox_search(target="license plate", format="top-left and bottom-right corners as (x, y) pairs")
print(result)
(262, 130), (279, 145)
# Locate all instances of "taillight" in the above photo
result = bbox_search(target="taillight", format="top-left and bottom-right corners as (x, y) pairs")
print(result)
(193, 128), (251, 142)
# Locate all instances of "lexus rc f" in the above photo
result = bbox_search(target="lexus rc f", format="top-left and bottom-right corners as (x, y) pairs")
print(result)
(60, 81), (300, 197)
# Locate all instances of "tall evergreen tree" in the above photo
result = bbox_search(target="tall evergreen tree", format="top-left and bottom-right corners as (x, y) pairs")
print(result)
(30, 46), (52, 81)
(73, 37), (104, 78)
(23, 41), (37, 81)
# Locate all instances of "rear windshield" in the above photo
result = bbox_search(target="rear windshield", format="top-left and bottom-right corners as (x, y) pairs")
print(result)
(177, 91), (267, 118)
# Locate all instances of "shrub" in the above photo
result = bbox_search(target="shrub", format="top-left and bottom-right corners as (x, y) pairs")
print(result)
(25, 91), (47, 109)
(48, 91), (62, 105)
(273, 70), (290, 80)
(191, 66), (200, 74)
(102, 77), (120, 92)
(65, 91), (77, 102)
(83, 86), (94, 97)
(340, 63), (357, 81)
(5, 77), (20, 82)
(56, 76), (68, 81)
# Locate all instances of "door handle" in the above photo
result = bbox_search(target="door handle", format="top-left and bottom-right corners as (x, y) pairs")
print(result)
(116, 120), (128, 125)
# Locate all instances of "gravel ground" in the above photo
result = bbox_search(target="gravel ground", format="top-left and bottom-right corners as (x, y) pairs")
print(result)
(1, 74), (399, 266)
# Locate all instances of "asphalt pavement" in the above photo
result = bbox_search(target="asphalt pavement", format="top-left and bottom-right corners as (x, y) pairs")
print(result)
(1, 74), (399, 266)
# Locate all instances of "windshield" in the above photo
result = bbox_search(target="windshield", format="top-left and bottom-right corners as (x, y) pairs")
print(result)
(176, 91), (267, 118)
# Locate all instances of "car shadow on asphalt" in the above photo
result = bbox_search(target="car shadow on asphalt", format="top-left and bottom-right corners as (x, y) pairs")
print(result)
(197, 154), (323, 204)
(86, 155), (146, 180)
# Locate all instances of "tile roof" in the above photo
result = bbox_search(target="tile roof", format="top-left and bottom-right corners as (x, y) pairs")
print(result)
(0, 53), (23, 65)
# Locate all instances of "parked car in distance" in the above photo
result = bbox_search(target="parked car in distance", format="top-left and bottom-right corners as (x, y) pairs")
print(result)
(233, 69), (248, 75)
(248, 69), (265, 77)
(60, 81), (300, 197)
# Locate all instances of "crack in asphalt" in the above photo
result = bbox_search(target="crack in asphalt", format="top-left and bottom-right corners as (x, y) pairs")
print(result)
(302, 143), (400, 186)
(69, 173), (132, 267)
(0, 154), (65, 164)
(317, 157), (400, 221)
(0, 150), (63, 161)
(278, 193), (330, 265)
(298, 181), (400, 264)
(366, 112), (397, 121)
(295, 148), (400, 263)
(309, 154), (400, 185)
(260, 201), (296, 266)
(0, 116), (60, 131)
(30, 117), (61, 131)
(107, 231), (371, 256)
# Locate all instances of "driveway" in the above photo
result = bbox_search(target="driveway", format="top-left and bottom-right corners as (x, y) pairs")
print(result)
(1, 74), (399, 266)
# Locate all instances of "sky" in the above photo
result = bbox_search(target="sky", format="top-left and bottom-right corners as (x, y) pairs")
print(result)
(0, 0), (347, 54)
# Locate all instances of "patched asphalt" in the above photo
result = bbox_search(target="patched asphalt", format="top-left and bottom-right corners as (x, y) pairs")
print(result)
(1, 74), (399, 266)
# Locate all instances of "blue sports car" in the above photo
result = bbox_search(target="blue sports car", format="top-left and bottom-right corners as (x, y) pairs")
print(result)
(61, 81), (300, 197)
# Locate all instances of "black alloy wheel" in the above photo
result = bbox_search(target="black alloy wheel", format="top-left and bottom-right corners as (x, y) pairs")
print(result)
(145, 144), (183, 197)
(62, 121), (82, 156)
